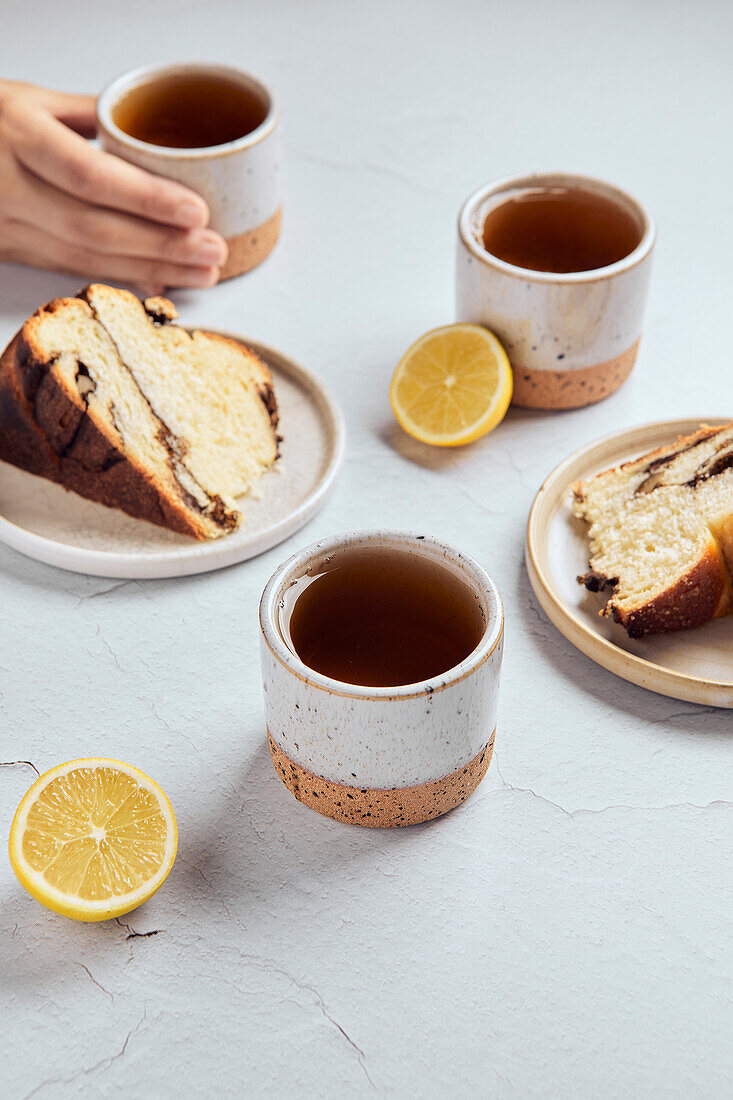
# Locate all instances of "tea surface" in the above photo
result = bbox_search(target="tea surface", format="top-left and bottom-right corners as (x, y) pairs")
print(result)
(481, 186), (642, 273)
(112, 73), (268, 148)
(286, 549), (485, 687)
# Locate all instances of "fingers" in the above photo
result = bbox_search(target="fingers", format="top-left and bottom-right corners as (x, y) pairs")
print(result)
(12, 105), (209, 229)
(45, 91), (98, 138)
(12, 167), (227, 268)
(4, 220), (221, 294)
(0, 85), (223, 292)
(3, 84), (97, 137)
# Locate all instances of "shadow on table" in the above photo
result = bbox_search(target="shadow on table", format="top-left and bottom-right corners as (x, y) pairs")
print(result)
(0, 263), (98, 321)
(378, 405), (570, 471)
(0, 732), (465, 1014)
(0, 264), (204, 322)
(514, 556), (732, 739)
(178, 736), (447, 908)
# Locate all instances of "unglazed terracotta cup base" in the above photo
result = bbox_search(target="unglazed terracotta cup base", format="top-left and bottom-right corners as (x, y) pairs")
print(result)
(456, 172), (655, 415)
(268, 729), (495, 827)
(260, 532), (504, 830)
(512, 339), (639, 410)
(220, 207), (282, 280)
(97, 63), (282, 288)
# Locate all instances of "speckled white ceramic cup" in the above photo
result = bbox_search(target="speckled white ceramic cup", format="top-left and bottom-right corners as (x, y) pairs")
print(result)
(456, 172), (655, 409)
(97, 62), (282, 280)
(259, 531), (504, 827)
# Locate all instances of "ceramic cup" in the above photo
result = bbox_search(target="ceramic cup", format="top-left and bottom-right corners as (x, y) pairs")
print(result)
(97, 62), (282, 280)
(259, 530), (504, 827)
(456, 172), (655, 410)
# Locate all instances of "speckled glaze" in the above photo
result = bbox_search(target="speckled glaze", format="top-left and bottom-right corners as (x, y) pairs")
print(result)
(268, 732), (495, 827)
(456, 172), (655, 409)
(259, 531), (504, 826)
(97, 63), (282, 279)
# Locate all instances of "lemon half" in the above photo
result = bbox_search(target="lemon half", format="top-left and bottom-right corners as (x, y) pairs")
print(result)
(390, 323), (513, 446)
(8, 758), (177, 922)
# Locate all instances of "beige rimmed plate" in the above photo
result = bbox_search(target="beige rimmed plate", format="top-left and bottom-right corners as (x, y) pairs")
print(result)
(0, 334), (345, 579)
(525, 417), (733, 707)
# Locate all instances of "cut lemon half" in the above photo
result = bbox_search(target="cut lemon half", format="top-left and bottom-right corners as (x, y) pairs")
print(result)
(390, 323), (513, 446)
(8, 758), (177, 922)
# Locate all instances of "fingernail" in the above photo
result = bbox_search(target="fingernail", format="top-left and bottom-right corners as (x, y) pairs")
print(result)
(194, 234), (227, 265)
(175, 201), (207, 228)
(185, 267), (219, 288)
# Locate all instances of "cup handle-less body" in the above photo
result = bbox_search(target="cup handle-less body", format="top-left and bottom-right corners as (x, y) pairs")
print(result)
(456, 172), (655, 409)
(97, 63), (282, 280)
(259, 530), (504, 828)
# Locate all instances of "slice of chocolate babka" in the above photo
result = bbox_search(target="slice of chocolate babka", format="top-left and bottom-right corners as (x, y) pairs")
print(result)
(0, 285), (279, 539)
(573, 424), (733, 637)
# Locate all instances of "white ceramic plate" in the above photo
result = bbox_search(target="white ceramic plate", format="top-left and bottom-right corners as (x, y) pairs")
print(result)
(0, 334), (345, 578)
(525, 417), (733, 707)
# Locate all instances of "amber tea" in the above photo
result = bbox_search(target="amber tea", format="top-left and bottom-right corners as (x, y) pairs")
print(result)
(283, 548), (485, 688)
(112, 73), (269, 149)
(481, 186), (642, 273)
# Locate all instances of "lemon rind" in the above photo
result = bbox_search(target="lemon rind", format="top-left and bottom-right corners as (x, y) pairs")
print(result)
(8, 757), (178, 922)
(390, 325), (513, 447)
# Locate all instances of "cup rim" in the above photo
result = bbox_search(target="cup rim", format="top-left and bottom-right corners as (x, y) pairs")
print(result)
(97, 61), (279, 159)
(259, 530), (504, 700)
(458, 171), (656, 284)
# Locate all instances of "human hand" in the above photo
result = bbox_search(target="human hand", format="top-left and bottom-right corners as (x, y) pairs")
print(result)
(0, 81), (228, 293)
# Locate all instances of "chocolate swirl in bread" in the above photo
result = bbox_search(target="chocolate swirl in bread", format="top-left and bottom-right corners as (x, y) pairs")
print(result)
(0, 285), (279, 540)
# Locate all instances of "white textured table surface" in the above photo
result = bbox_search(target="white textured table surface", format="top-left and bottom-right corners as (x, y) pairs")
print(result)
(1, 2), (732, 1097)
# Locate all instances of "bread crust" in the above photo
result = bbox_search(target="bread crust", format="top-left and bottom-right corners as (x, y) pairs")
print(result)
(574, 424), (733, 638)
(610, 540), (730, 639)
(0, 297), (226, 539)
